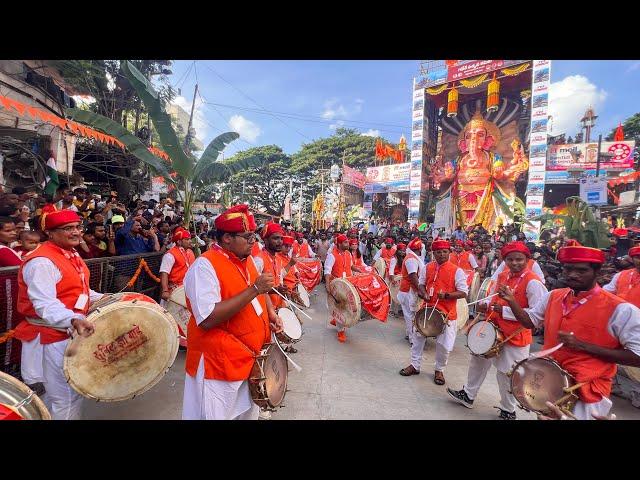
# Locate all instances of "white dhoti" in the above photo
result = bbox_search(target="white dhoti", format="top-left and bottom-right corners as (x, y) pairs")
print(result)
(463, 343), (529, 413)
(410, 319), (457, 372)
(397, 291), (417, 338)
(182, 354), (260, 420)
(572, 397), (613, 421)
(20, 333), (44, 385)
(42, 339), (83, 420)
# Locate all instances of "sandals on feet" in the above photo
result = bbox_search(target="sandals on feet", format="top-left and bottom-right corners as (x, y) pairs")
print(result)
(434, 371), (446, 385)
(399, 365), (420, 376)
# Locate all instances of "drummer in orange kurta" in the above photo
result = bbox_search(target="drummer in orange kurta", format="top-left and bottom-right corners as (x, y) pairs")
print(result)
(254, 222), (289, 310)
(449, 240), (479, 286)
(324, 233), (365, 343)
(159, 227), (195, 303)
(603, 246), (640, 308)
(499, 245), (640, 420)
(292, 232), (315, 259)
(13, 210), (104, 420)
(182, 205), (283, 420)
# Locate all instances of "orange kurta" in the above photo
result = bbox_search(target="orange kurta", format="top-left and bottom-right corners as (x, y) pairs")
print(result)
(167, 246), (195, 287)
(185, 249), (270, 381)
(329, 246), (353, 280)
(424, 260), (459, 319)
(277, 252), (297, 290)
(489, 269), (540, 347)
(14, 241), (90, 344)
(615, 269), (640, 308)
(257, 249), (285, 308)
(544, 287), (624, 403)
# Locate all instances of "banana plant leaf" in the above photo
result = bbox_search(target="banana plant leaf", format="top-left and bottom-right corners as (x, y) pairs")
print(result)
(492, 191), (534, 227)
(191, 132), (240, 184)
(65, 108), (173, 180)
(121, 60), (193, 178)
(192, 155), (262, 192)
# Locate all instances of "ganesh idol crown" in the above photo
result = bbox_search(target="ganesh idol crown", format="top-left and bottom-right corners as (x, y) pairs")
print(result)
(433, 108), (529, 231)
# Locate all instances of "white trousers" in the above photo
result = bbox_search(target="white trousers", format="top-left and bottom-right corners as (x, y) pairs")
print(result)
(572, 397), (613, 420)
(42, 339), (83, 420)
(410, 321), (457, 372)
(20, 334), (45, 385)
(463, 344), (529, 413)
(397, 292), (415, 337)
(182, 355), (260, 420)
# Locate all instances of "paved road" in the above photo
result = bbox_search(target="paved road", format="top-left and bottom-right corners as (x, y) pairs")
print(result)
(85, 285), (640, 420)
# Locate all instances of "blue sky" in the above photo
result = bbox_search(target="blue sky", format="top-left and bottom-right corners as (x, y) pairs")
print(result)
(166, 60), (640, 157)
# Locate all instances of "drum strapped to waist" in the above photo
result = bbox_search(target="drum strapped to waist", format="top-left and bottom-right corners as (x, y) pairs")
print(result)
(289, 283), (311, 309)
(388, 275), (402, 304)
(373, 258), (386, 277)
(328, 278), (364, 328)
(508, 357), (585, 415)
(63, 292), (180, 402)
(0, 371), (50, 420)
(275, 308), (302, 344)
(165, 285), (190, 340)
(413, 306), (447, 337)
(467, 318), (526, 358)
(249, 342), (288, 411)
(467, 272), (482, 314)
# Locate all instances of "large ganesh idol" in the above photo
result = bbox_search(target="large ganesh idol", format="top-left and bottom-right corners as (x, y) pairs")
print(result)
(434, 109), (528, 231)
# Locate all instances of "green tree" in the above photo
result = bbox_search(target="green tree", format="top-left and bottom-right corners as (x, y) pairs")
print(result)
(222, 145), (293, 216)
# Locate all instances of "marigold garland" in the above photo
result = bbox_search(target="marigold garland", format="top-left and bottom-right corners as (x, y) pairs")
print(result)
(0, 329), (15, 345)
(501, 63), (530, 77)
(426, 84), (448, 95)
(126, 259), (161, 288)
(460, 74), (488, 88)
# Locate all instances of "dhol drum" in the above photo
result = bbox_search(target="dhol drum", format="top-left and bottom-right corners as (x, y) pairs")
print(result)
(471, 278), (495, 314)
(290, 283), (311, 309)
(327, 278), (363, 328)
(166, 286), (190, 345)
(466, 321), (505, 358)
(0, 371), (50, 420)
(413, 306), (447, 338)
(509, 357), (578, 415)
(388, 275), (402, 304)
(373, 258), (386, 278)
(467, 272), (482, 314)
(275, 308), (302, 344)
(456, 298), (470, 331)
(249, 342), (288, 411)
(63, 292), (180, 402)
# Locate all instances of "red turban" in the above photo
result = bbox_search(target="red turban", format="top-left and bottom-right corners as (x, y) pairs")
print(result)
(336, 234), (348, 243)
(44, 210), (82, 231)
(432, 240), (451, 251)
(282, 236), (294, 246)
(260, 222), (284, 239)
(501, 241), (531, 259)
(384, 237), (394, 244)
(465, 240), (474, 248)
(564, 239), (581, 247)
(455, 240), (464, 247)
(349, 239), (359, 246)
(408, 238), (423, 251)
(613, 228), (628, 237)
(173, 228), (191, 242)
(214, 205), (256, 233)
(396, 243), (407, 251)
(557, 246), (605, 264)
(629, 246), (640, 257)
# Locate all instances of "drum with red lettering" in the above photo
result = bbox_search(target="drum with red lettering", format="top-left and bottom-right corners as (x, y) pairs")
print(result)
(0, 371), (50, 420)
(63, 292), (180, 402)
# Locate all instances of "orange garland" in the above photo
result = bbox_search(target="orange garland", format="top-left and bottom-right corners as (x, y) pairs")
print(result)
(125, 259), (161, 288)
(0, 329), (15, 345)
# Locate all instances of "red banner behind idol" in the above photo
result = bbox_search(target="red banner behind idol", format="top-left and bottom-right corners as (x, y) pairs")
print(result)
(347, 273), (390, 322)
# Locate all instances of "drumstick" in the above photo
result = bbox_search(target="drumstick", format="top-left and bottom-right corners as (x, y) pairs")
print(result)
(270, 288), (312, 320)
(271, 332), (302, 372)
(466, 292), (499, 306)
(424, 297), (439, 330)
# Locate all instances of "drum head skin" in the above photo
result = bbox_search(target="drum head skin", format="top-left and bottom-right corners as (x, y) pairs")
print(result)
(0, 371), (50, 420)
(167, 286), (190, 336)
(250, 344), (288, 409)
(456, 298), (469, 330)
(374, 258), (386, 278)
(467, 321), (498, 355)
(278, 308), (302, 341)
(64, 294), (179, 402)
(476, 278), (494, 304)
(510, 357), (573, 414)
(328, 278), (362, 328)
(468, 273), (481, 303)
(296, 283), (311, 308)
(414, 307), (446, 337)
(389, 275), (402, 304)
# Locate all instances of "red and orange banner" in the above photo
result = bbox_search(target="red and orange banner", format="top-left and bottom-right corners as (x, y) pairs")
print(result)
(0, 94), (170, 161)
(375, 139), (404, 163)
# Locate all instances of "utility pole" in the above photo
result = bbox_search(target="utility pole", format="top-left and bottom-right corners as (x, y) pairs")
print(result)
(595, 134), (602, 177)
(184, 83), (199, 150)
(298, 182), (303, 230)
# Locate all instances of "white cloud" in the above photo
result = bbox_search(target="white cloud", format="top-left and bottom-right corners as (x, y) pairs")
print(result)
(361, 129), (380, 137)
(329, 120), (346, 130)
(321, 98), (365, 122)
(548, 75), (607, 136)
(172, 95), (208, 143)
(627, 61), (640, 73)
(228, 114), (262, 142)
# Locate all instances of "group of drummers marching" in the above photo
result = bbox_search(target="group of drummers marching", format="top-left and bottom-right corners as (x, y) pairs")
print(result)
(3, 204), (640, 421)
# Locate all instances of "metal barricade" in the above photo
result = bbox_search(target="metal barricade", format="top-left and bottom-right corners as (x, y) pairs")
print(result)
(0, 251), (165, 376)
